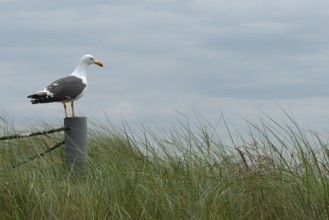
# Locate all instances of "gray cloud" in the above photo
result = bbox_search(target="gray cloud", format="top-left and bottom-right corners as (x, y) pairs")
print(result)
(1, 0), (329, 133)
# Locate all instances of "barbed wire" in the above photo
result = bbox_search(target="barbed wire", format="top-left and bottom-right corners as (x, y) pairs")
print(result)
(0, 127), (69, 141)
(0, 127), (68, 167)
(12, 140), (65, 168)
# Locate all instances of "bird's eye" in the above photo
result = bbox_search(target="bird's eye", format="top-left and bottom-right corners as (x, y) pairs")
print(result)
(89, 57), (94, 60)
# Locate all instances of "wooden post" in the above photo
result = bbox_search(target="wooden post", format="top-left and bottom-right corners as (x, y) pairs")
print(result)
(64, 117), (88, 174)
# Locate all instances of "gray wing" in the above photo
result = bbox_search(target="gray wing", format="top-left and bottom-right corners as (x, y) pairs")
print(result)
(47, 76), (86, 99)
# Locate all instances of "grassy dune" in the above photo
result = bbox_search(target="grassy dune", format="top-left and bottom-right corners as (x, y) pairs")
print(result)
(0, 114), (328, 219)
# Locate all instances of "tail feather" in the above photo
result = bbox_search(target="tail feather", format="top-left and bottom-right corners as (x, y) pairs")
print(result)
(28, 95), (69, 104)
(27, 94), (41, 99)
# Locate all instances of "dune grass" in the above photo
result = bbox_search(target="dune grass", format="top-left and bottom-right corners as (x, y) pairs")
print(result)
(0, 113), (328, 219)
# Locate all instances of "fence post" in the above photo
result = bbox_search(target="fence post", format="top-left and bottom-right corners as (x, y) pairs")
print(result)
(64, 117), (88, 174)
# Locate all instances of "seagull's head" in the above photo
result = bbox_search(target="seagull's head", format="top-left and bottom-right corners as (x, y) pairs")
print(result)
(81, 54), (103, 67)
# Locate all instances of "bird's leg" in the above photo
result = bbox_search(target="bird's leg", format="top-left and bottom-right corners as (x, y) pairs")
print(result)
(71, 102), (75, 118)
(63, 103), (68, 118)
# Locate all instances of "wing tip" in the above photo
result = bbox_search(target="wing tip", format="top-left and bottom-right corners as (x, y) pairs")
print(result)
(29, 96), (70, 104)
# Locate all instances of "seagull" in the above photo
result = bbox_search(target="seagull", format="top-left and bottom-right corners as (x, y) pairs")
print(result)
(27, 54), (103, 118)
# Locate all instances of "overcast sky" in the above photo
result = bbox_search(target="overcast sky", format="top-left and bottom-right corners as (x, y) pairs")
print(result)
(2, 0), (329, 137)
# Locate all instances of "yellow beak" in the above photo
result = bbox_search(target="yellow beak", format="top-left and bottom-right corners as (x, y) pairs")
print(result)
(94, 61), (104, 67)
